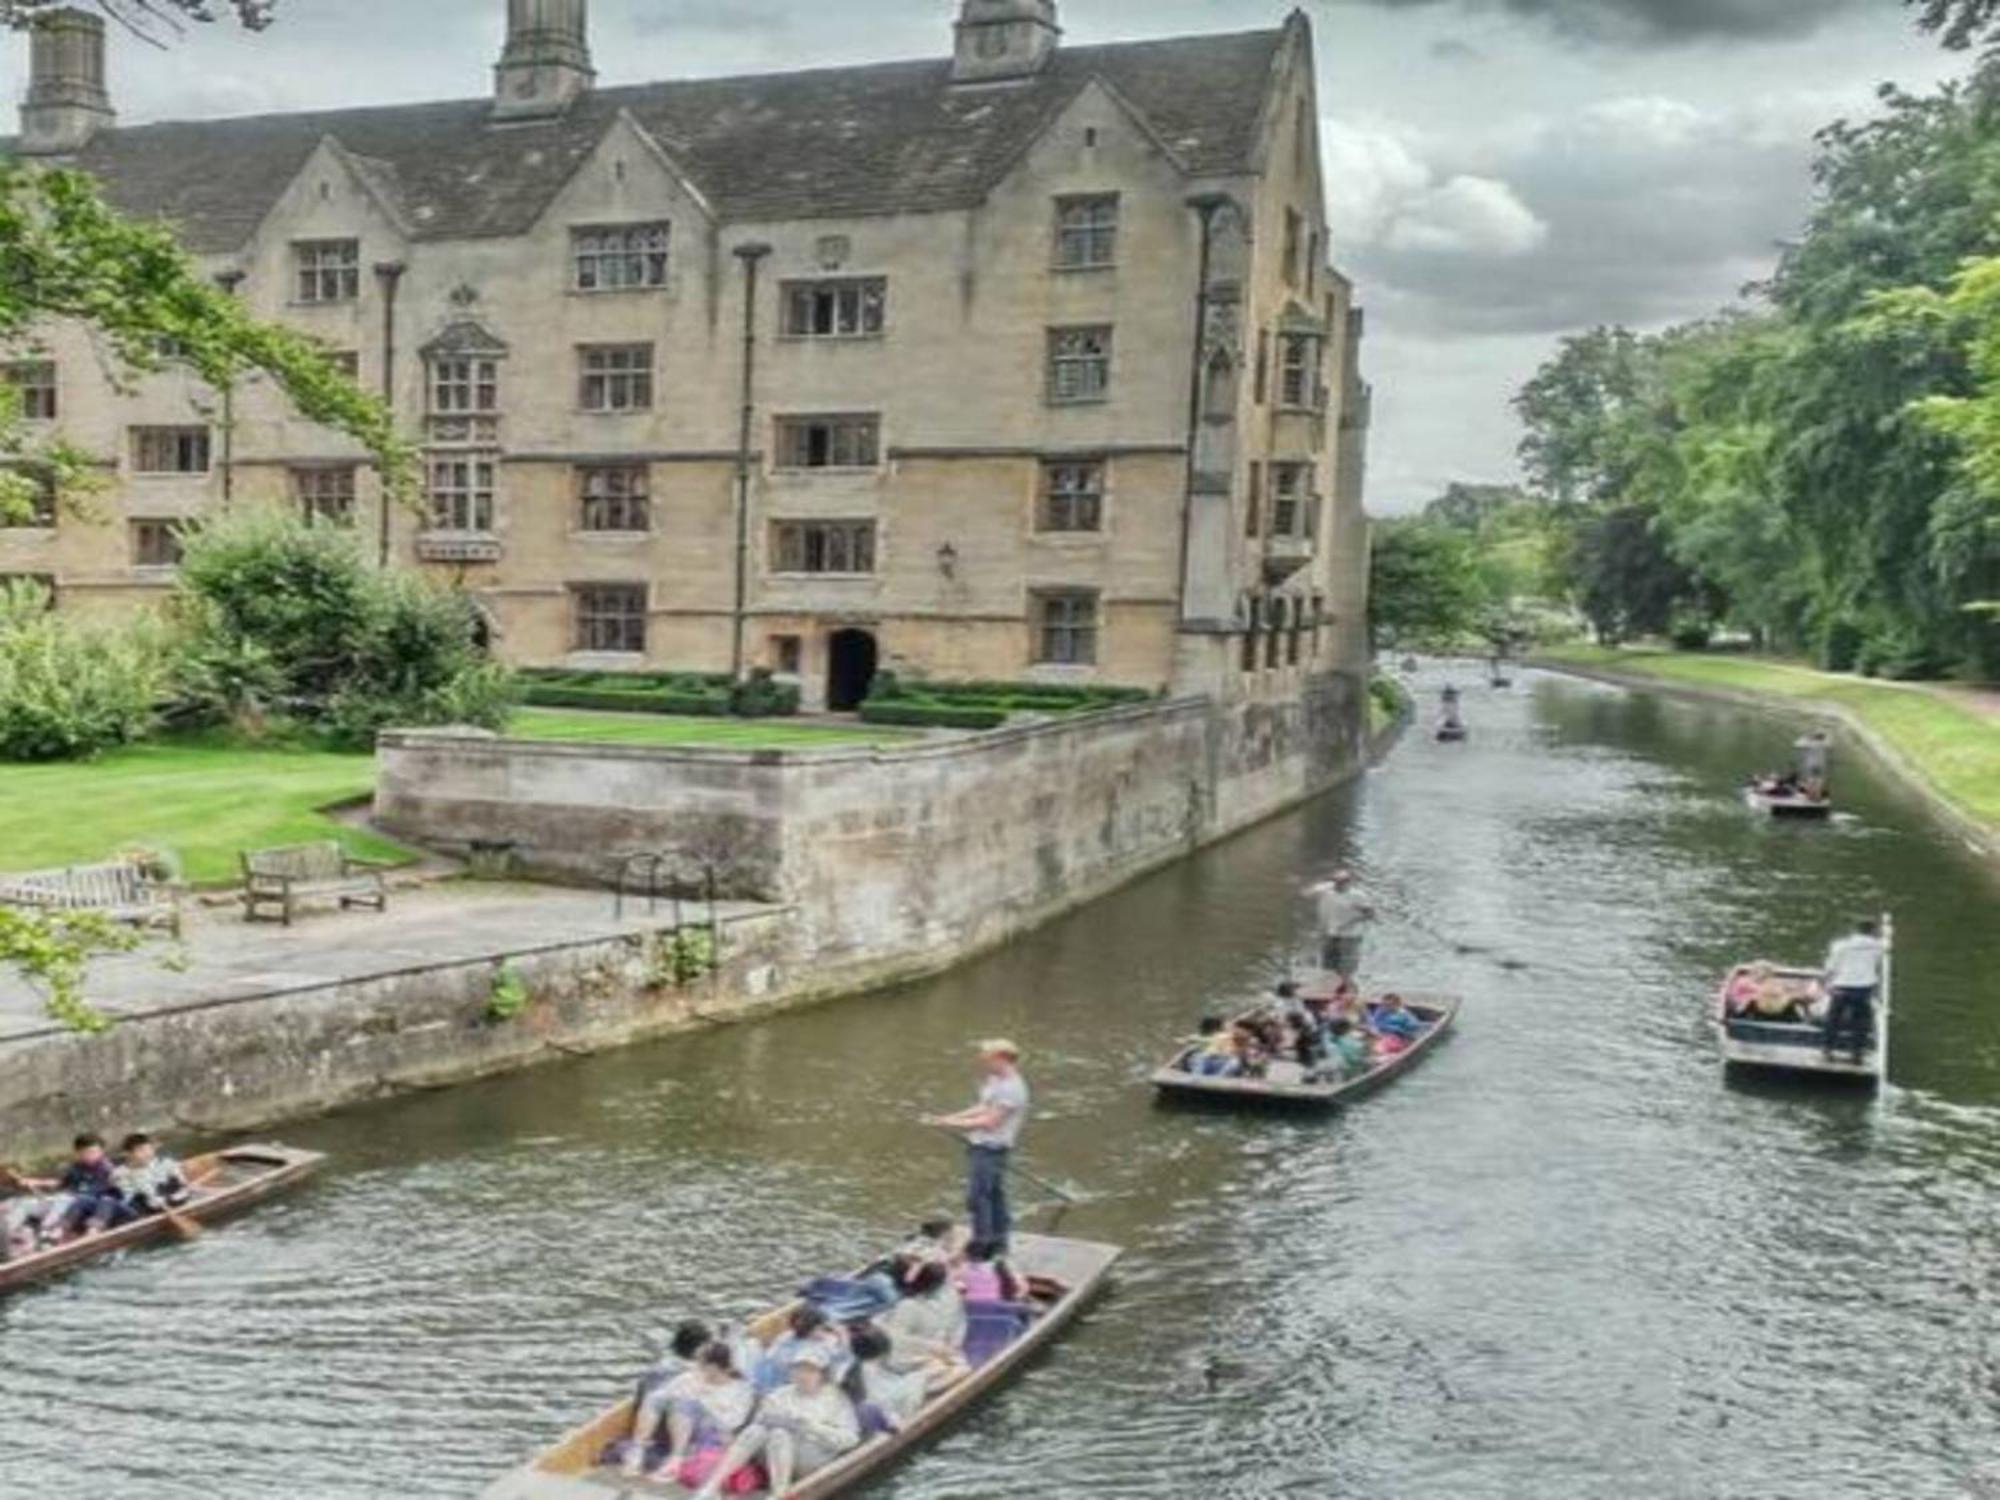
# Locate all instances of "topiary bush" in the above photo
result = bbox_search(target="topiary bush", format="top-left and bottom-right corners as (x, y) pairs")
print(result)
(0, 578), (167, 761)
(860, 700), (1009, 730)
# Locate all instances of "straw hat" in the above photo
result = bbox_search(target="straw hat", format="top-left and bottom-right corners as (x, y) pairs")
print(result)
(977, 1038), (1021, 1059)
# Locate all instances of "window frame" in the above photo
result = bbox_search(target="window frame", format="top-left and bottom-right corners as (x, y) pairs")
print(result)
(293, 238), (361, 305)
(769, 518), (878, 576)
(773, 414), (882, 472)
(292, 464), (358, 528)
(130, 425), (212, 476)
(570, 582), (649, 655)
(1047, 325), (1113, 406)
(1038, 459), (1105, 534)
(129, 518), (184, 570)
(578, 343), (655, 414)
(1278, 334), (1316, 410)
(1270, 462), (1313, 539)
(4, 360), (57, 422)
(429, 355), (499, 416)
(425, 455), (496, 534)
(571, 222), (672, 294)
(1053, 194), (1120, 271)
(780, 277), (888, 341)
(577, 464), (652, 534)
(1033, 588), (1100, 667)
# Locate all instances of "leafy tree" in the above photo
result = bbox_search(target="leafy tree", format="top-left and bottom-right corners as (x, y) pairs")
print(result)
(1570, 504), (1696, 645)
(173, 508), (515, 747)
(0, 577), (167, 759)
(1513, 326), (1663, 507)
(1, 2), (274, 33)
(0, 166), (409, 526)
(1367, 519), (1491, 649)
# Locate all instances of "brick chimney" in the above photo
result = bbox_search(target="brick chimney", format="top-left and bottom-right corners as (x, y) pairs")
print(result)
(493, 0), (594, 120)
(19, 7), (113, 156)
(953, 0), (1059, 84)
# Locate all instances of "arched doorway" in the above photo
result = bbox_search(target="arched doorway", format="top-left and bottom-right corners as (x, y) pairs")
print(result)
(826, 628), (879, 712)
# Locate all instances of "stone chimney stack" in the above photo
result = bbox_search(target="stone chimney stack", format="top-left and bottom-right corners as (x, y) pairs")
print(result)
(952, 0), (1059, 84)
(493, 0), (594, 120)
(19, 7), (114, 156)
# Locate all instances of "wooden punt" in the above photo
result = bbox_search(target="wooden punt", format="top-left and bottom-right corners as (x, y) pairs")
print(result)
(1435, 723), (1469, 743)
(1151, 993), (1460, 1109)
(1712, 917), (1891, 1087)
(480, 1231), (1121, 1500)
(1743, 785), (1834, 820)
(0, 1142), (324, 1293)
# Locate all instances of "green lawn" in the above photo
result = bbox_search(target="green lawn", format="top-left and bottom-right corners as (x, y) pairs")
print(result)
(1542, 645), (2000, 829)
(0, 711), (915, 886)
(0, 733), (406, 886)
(507, 708), (913, 749)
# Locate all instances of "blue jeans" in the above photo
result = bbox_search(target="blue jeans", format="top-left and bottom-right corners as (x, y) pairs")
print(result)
(1824, 986), (1875, 1060)
(966, 1145), (1011, 1252)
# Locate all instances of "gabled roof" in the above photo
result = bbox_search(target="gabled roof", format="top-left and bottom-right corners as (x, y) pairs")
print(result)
(419, 318), (510, 359)
(25, 26), (1289, 254)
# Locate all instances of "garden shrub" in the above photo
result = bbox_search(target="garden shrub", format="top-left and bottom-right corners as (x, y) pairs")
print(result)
(173, 508), (514, 745)
(860, 700), (1009, 730)
(729, 667), (802, 719)
(0, 579), (167, 761)
(1817, 616), (1864, 674)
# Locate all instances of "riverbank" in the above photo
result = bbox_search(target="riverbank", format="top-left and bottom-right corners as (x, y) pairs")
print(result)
(3, 681), (1384, 1162)
(1535, 644), (2000, 864)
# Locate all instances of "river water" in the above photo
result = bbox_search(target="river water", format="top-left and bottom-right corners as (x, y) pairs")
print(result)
(4, 667), (1998, 1499)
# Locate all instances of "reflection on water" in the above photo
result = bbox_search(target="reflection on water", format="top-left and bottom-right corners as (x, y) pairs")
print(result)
(3, 668), (1997, 1498)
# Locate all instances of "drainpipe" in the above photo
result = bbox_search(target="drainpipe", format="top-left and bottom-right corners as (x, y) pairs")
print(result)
(373, 260), (405, 567)
(1176, 193), (1232, 627)
(729, 242), (773, 683)
(213, 269), (245, 507)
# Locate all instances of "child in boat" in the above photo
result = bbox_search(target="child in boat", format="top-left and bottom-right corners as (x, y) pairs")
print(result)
(878, 1259), (969, 1392)
(693, 1345), (861, 1500)
(113, 1133), (192, 1216)
(753, 1304), (854, 1393)
(16, 1134), (130, 1241)
(1188, 1019), (1244, 1077)
(621, 1319), (713, 1476)
(639, 1339), (756, 1484)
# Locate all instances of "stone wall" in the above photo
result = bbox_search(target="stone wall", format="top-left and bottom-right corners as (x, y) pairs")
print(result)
(379, 677), (1368, 965)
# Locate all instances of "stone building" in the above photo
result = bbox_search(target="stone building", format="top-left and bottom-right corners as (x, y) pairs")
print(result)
(0, 0), (1370, 713)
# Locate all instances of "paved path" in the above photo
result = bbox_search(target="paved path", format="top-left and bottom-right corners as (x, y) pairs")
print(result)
(0, 882), (774, 1044)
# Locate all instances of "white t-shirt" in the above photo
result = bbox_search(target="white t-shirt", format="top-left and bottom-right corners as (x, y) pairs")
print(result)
(969, 1070), (1029, 1149)
(1317, 888), (1366, 938)
(1825, 933), (1885, 990)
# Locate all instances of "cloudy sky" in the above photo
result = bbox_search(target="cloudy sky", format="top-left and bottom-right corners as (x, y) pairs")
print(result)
(44, 0), (1968, 512)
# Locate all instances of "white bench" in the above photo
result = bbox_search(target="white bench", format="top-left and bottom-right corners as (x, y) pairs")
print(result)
(0, 860), (182, 937)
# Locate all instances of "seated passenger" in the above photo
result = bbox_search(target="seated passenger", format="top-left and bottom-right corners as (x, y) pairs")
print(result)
(113, 1133), (192, 1216)
(894, 1217), (960, 1270)
(846, 1325), (924, 1435)
(694, 1345), (860, 1500)
(621, 1319), (713, 1476)
(1, 1183), (71, 1261)
(879, 1260), (969, 1392)
(1367, 995), (1424, 1054)
(16, 1134), (130, 1241)
(956, 1238), (1022, 1303)
(1747, 966), (1807, 1022)
(1724, 967), (1761, 1017)
(1323, 1018), (1370, 1079)
(1185, 1018), (1234, 1076)
(755, 1304), (853, 1393)
(643, 1339), (756, 1484)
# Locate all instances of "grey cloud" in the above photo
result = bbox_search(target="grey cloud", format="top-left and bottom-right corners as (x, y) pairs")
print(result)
(1328, 0), (1875, 46)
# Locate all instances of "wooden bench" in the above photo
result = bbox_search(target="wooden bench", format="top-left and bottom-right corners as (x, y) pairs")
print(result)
(0, 860), (182, 937)
(240, 841), (389, 926)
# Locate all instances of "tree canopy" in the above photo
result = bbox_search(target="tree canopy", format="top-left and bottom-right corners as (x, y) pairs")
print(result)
(1, 1), (274, 33)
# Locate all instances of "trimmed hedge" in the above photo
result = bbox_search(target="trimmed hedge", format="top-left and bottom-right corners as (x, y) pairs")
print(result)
(860, 700), (1009, 730)
(519, 666), (798, 719)
(523, 684), (729, 716)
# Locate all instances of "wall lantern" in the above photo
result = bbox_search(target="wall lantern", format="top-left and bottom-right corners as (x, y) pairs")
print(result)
(937, 541), (960, 578)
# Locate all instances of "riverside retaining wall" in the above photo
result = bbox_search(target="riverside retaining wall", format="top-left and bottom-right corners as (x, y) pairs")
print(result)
(377, 676), (1367, 971)
(0, 680), (1368, 1162)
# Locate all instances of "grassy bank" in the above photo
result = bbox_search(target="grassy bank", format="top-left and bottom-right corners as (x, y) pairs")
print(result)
(0, 711), (917, 884)
(1541, 645), (2000, 831)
